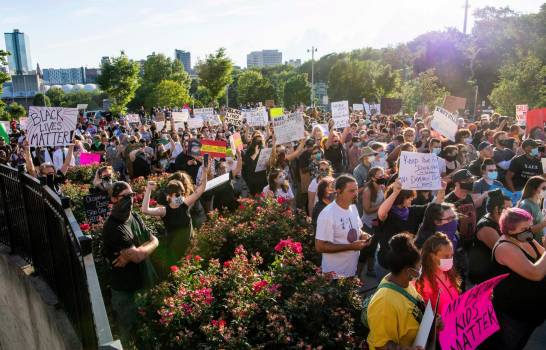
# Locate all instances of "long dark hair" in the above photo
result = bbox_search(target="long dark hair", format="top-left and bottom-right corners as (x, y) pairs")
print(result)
(420, 203), (457, 234)
(268, 168), (288, 193)
(520, 176), (546, 203)
(417, 233), (461, 297)
(366, 167), (384, 204)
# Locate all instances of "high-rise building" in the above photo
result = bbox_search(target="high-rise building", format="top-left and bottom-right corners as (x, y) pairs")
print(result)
(246, 50), (282, 68)
(42, 67), (86, 85)
(4, 29), (32, 74)
(84, 68), (100, 84)
(174, 49), (191, 73)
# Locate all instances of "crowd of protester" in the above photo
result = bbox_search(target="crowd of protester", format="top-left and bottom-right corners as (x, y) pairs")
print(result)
(3, 106), (546, 349)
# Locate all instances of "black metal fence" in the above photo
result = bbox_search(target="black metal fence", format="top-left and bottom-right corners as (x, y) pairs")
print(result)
(0, 164), (120, 350)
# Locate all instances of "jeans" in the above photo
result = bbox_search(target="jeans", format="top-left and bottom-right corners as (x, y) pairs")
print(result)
(374, 246), (390, 282)
(111, 289), (139, 347)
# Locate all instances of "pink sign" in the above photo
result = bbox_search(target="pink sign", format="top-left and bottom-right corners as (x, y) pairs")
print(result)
(439, 274), (508, 350)
(80, 153), (101, 165)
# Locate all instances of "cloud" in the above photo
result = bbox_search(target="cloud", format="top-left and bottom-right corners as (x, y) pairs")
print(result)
(70, 6), (99, 17)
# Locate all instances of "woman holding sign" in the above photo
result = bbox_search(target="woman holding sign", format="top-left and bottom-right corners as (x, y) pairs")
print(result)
(140, 168), (208, 278)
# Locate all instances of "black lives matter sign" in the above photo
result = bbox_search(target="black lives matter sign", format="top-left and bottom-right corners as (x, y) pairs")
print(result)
(84, 193), (111, 224)
(27, 107), (78, 147)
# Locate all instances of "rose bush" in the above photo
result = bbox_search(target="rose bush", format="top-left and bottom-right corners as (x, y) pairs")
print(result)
(135, 242), (364, 349)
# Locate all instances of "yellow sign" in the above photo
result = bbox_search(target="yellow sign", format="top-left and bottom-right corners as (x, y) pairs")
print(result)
(270, 107), (284, 119)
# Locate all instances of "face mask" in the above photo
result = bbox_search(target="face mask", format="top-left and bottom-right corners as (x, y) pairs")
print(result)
(315, 152), (322, 161)
(437, 220), (458, 238)
(319, 170), (329, 178)
(378, 151), (385, 158)
(275, 175), (285, 185)
(46, 174), (55, 188)
(432, 148), (441, 156)
(409, 266), (422, 281)
(439, 258), (453, 272)
(111, 195), (133, 222)
(190, 147), (200, 156)
(510, 229), (534, 242)
(487, 171), (498, 180)
(445, 154), (457, 162)
(101, 177), (113, 191)
(374, 177), (387, 185)
(170, 195), (184, 207)
(531, 148), (539, 157)
(354, 142), (361, 148)
(325, 192), (336, 202)
(367, 155), (375, 163)
(541, 189), (546, 199)
(460, 182), (473, 191)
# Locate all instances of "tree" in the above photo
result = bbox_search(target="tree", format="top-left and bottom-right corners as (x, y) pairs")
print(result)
(147, 80), (191, 108)
(0, 50), (11, 116)
(400, 69), (449, 113)
(97, 51), (140, 115)
(32, 93), (51, 106)
(489, 55), (546, 115)
(283, 74), (311, 108)
(196, 48), (233, 105)
(236, 70), (275, 106)
(46, 87), (66, 106)
(5, 102), (26, 120)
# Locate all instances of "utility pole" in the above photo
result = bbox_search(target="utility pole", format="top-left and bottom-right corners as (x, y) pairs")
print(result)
(463, 0), (470, 35)
(307, 46), (317, 108)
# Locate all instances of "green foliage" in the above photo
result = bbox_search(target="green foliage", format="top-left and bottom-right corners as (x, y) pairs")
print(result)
(147, 80), (191, 108)
(489, 55), (546, 115)
(45, 87), (107, 110)
(0, 50), (11, 118)
(236, 70), (275, 106)
(283, 73), (311, 108)
(5, 102), (26, 120)
(32, 93), (51, 107)
(196, 48), (233, 104)
(45, 87), (65, 106)
(328, 58), (399, 103)
(97, 51), (140, 115)
(400, 69), (449, 114)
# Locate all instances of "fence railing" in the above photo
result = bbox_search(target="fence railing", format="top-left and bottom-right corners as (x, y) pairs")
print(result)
(0, 164), (121, 350)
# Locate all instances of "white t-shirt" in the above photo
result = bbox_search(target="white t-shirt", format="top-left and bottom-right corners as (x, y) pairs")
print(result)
(315, 201), (363, 278)
(308, 177), (319, 205)
(262, 184), (294, 201)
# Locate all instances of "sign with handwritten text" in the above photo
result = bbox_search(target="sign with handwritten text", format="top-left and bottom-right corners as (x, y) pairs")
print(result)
(399, 151), (441, 190)
(27, 107), (78, 147)
(440, 274), (508, 350)
(273, 112), (305, 144)
(431, 106), (458, 141)
(331, 100), (349, 128)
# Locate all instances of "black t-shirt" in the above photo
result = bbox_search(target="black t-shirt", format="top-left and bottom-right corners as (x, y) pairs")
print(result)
(508, 154), (543, 191)
(102, 214), (145, 292)
(174, 153), (201, 182)
(324, 145), (344, 174)
(132, 152), (151, 179)
(376, 204), (428, 268)
(212, 172), (238, 212)
(445, 191), (476, 242)
(38, 170), (66, 194)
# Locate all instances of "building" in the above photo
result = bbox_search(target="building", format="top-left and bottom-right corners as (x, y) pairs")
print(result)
(174, 49), (191, 73)
(286, 59), (302, 68)
(314, 81), (328, 107)
(4, 29), (32, 74)
(1, 72), (45, 108)
(42, 67), (86, 85)
(84, 68), (100, 84)
(246, 50), (282, 68)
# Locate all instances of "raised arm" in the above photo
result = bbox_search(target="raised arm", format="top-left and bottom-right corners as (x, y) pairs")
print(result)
(286, 138), (305, 162)
(231, 149), (243, 177)
(184, 168), (208, 208)
(59, 144), (74, 175)
(140, 181), (166, 217)
(23, 143), (37, 178)
(378, 180), (402, 222)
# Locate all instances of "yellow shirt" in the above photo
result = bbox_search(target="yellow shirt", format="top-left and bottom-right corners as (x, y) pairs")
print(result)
(367, 279), (423, 350)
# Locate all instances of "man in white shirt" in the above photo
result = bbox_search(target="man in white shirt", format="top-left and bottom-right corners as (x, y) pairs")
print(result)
(52, 146), (75, 171)
(315, 174), (371, 278)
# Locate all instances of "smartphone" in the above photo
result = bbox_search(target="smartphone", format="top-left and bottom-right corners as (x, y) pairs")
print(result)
(204, 153), (209, 168)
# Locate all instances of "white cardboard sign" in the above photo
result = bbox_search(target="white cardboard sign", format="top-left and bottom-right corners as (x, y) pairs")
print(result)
(431, 106), (458, 141)
(273, 112), (305, 144)
(399, 151), (442, 190)
(27, 107), (78, 147)
(187, 117), (204, 129)
(331, 100), (349, 128)
(255, 148), (272, 172)
(243, 107), (268, 127)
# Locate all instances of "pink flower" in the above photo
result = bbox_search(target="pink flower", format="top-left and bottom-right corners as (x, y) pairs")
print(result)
(219, 319), (226, 329)
(252, 280), (269, 293)
(277, 196), (286, 204)
(194, 255), (202, 262)
(149, 199), (157, 206)
(239, 204), (245, 210)
(274, 238), (303, 255)
(170, 265), (179, 273)
(223, 260), (231, 268)
(79, 223), (90, 232)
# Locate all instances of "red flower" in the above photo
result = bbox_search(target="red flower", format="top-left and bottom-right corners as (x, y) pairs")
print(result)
(194, 255), (202, 262)
(252, 280), (269, 293)
(170, 265), (179, 273)
(274, 238), (303, 255)
(149, 199), (157, 206)
(239, 204), (245, 210)
(277, 196), (286, 204)
(79, 223), (90, 232)
(218, 319), (226, 329)
(223, 260), (231, 268)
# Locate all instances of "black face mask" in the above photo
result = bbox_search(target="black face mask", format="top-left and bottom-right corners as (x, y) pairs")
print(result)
(45, 174), (55, 187)
(444, 154), (458, 162)
(111, 195), (133, 222)
(460, 182), (474, 191)
(374, 178), (387, 185)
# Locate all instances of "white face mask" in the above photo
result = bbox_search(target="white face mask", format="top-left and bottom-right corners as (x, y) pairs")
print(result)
(410, 266), (422, 281)
(275, 175), (285, 185)
(170, 195), (184, 207)
(541, 189), (546, 199)
(439, 258), (453, 272)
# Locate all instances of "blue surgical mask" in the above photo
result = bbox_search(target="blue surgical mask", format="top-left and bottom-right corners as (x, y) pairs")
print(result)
(531, 148), (539, 157)
(487, 171), (498, 180)
(432, 147), (441, 156)
(378, 151), (385, 158)
(465, 137), (473, 145)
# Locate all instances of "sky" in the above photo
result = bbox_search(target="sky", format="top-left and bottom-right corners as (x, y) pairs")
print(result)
(1, 0), (544, 70)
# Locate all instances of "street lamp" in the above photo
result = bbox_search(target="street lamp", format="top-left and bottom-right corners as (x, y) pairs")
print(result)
(470, 48), (482, 118)
(307, 46), (317, 108)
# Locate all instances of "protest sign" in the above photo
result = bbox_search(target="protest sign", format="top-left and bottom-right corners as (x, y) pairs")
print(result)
(515, 104), (528, 125)
(230, 132), (243, 154)
(399, 151), (442, 190)
(83, 192), (110, 224)
(413, 302), (434, 348)
(200, 139), (227, 158)
(126, 114), (141, 125)
(443, 96), (467, 113)
(155, 112), (165, 121)
(311, 123), (329, 137)
(270, 107), (284, 119)
(331, 100), (349, 128)
(243, 107), (269, 127)
(19, 117), (28, 130)
(80, 153), (101, 165)
(440, 274), (509, 350)
(205, 173), (230, 192)
(187, 117), (204, 129)
(370, 103), (381, 115)
(380, 98), (402, 115)
(255, 148), (272, 172)
(27, 107), (78, 147)
(353, 103), (364, 111)
(273, 112), (305, 144)
(431, 106), (458, 141)
(224, 108), (243, 126)
(525, 108), (546, 135)
(76, 104), (88, 110)
(172, 110), (190, 123)
(265, 99), (275, 108)
(193, 108), (214, 120)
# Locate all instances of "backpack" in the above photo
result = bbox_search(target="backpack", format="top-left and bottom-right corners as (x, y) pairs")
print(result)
(361, 281), (422, 329)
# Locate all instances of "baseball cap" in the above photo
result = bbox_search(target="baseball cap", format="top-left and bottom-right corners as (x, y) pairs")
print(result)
(359, 146), (377, 159)
(522, 139), (540, 149)
(451, 169), (473, 183)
